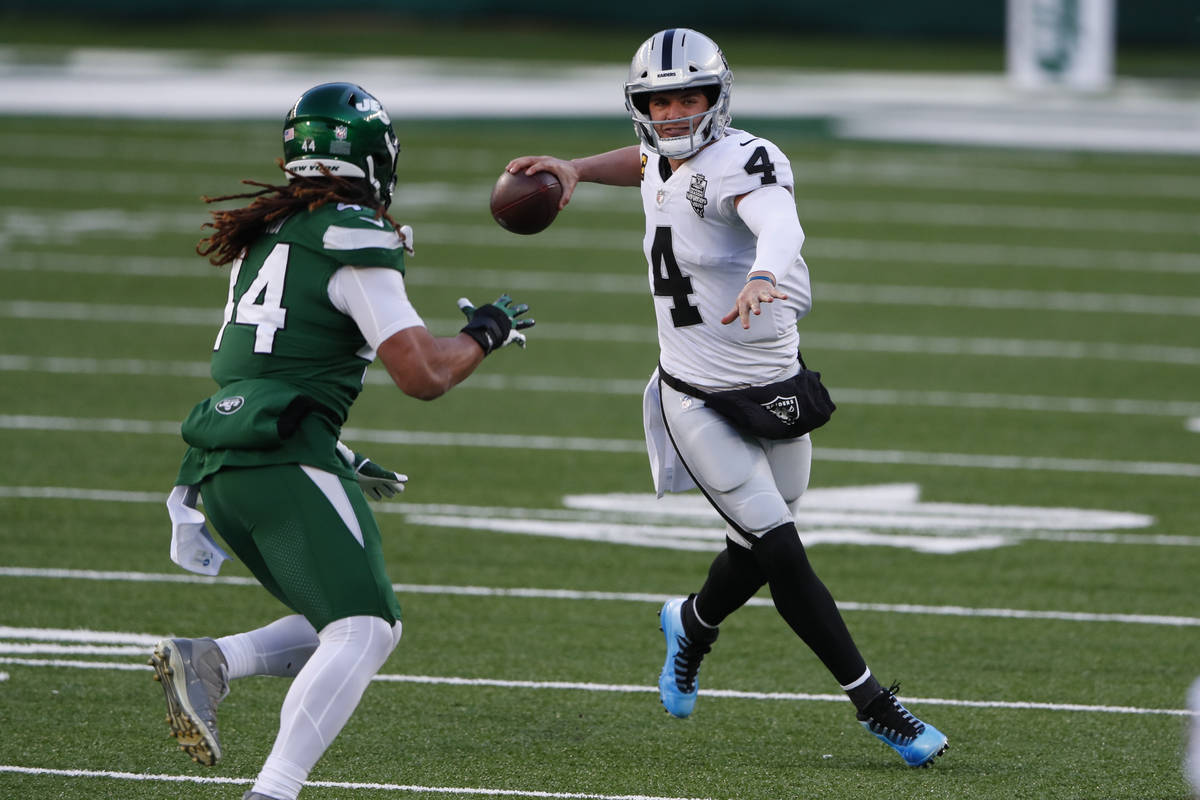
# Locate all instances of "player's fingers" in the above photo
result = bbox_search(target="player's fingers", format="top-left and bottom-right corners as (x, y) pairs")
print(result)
(720, 307), (739, 325)
(739, 303), (753, 328)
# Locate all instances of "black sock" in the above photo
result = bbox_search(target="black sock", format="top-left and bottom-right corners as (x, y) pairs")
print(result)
(681, 594), (719, 643)
(692, 538), (767, 632)
(846, 674), (885, 714)
(752, 522), (867, 685)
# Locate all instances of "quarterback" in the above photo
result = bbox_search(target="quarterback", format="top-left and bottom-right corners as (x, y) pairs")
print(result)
(149, 83), (533, 800)
(506, 29), (948, 767)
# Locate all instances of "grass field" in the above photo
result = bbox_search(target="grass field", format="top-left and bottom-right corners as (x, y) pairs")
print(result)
(1, 108), (1199, 800)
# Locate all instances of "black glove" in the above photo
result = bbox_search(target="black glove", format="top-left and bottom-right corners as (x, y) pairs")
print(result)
(458, 294), (535, 355)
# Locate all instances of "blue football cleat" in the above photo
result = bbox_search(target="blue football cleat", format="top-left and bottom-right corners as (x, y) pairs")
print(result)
(657, 597), (716, 718)
(857, 683), (948, 767)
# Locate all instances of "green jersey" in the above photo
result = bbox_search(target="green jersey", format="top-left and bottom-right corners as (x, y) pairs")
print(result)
(176, 202), (406, 485)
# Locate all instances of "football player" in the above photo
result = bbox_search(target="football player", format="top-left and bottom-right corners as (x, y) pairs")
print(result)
(505, 29), (948, 767)
(149, 83), (533, 800)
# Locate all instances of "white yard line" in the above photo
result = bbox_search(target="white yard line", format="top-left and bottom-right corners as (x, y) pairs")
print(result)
(3, 412), (1199, 478)
(4, 302), (1200, 364)
(0, 658), (1191, 717)
(1, 415), (1197, 476)
(0, 764), (708, 800)
(4, 201), (1199, 244)
(1, 568), (1196, 626)
(2, 352), (1199, 417)
(9, 237), (1200, 275)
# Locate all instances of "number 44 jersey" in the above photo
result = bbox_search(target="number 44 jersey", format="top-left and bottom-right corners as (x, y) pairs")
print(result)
(210, 202), (408, 422)
(639, 128), (813, 390)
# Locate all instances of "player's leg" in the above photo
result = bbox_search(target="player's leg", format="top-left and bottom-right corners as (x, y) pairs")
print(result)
(217, 615), (321, 679)
(251, 614), (401, 800)
(656, 383), (790, 716)
(663, 385), (947, 764)
(761, 433), (948, 766)
(202, 464), (404, 797)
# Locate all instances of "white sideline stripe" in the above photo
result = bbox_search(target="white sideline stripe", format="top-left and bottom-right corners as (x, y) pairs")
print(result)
(1, 567), (1197, 627)
(2, 415), (1198, 477)
(7, 302), (1200, 365)
(10, 237), (1200, 275)
(0, 764), (705, 800)
(4, 353), (1199, 418)
(0, 660), (1190, 718)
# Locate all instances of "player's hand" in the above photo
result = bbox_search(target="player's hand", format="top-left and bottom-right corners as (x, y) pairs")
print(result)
(505, 156), (579, 210)
(336, 441), (408, 501)
(458, 294), (535, 353)
(721, 276), (788, 330)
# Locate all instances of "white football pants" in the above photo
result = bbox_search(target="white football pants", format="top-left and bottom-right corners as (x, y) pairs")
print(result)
(659, 380), (811, 548)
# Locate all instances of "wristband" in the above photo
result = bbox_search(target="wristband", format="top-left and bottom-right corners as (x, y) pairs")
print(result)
(747, 274), (775, 285)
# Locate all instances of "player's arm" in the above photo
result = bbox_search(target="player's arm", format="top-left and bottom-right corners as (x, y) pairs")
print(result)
(505, 145), (641, 209)
(376, 326), (485, 401)
(329, 266), (531, 401)
(721, 186), (803, 329)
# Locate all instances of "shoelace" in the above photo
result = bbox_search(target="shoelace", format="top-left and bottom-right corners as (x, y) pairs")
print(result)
(672, 633), (714, 692)
(865, 682), (925, 742)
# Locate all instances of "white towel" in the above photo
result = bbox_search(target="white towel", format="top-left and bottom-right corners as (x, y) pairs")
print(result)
(166, 484), (230, 576)
(642, 369), (696, 497)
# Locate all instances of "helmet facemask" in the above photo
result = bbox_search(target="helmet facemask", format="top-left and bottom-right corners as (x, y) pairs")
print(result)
(628, 83), (728, 159)
(624, 29), (733, 159)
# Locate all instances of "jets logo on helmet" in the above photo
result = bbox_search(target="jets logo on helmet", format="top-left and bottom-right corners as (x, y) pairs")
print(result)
(624, 29), (733, 159)
(283, 82), (400, 207)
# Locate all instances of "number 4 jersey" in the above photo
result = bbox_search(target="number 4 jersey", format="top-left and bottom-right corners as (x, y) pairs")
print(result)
(640, 128), (813, 390)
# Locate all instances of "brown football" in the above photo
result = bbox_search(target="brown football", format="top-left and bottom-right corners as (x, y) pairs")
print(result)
(489, 169), (562, 235)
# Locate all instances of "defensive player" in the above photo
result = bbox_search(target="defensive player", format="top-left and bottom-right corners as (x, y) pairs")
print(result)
(506, 29), (948, 767)
(149, 83), (533, 800)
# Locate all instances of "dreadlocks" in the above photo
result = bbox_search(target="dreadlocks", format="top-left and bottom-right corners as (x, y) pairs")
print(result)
(197, 160), (407, 267)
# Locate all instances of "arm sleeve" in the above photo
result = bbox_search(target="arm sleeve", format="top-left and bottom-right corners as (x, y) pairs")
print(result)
(735, 184), (805, 286)
(327, 266), (426, 349)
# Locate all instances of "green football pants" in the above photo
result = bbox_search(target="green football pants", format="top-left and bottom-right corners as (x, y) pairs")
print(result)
(200, 463), (402, 631)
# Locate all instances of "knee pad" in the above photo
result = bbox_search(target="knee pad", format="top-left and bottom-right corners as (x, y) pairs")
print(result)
(319, 615), (397, 672)
(752, 523), (809, 571)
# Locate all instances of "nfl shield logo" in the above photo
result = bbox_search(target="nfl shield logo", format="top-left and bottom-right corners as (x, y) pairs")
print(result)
(762, 395), (799, 424)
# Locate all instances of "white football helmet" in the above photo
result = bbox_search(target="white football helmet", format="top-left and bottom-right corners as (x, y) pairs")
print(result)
(624, 28), (733, 159)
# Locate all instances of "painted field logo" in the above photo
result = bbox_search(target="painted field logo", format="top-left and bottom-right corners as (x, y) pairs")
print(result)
(398, 483), (1157, 555)
(215, 396), (244, 415)
(763, 395), (799, 424)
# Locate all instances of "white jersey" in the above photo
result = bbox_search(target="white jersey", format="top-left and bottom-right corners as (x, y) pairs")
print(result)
(640, 127), (812, 390)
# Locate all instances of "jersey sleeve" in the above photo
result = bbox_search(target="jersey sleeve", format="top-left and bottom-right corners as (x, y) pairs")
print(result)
(716, 136), (795, 217)
(311, 204), (408, 271)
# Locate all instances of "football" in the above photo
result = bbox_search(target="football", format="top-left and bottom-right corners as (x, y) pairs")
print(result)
(489, 169), (562, 235)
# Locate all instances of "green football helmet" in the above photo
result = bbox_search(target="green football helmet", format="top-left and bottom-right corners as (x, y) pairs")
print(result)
(283, 82), (400, 206)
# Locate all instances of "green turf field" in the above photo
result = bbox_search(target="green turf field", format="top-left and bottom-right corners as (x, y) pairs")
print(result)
(1, 111), (1198, 800)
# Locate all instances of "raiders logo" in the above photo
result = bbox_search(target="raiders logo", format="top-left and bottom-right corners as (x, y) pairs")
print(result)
(215, 396), (245, 415)
(762, 395), (799, 424)
(687, 174), (708, 218)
